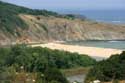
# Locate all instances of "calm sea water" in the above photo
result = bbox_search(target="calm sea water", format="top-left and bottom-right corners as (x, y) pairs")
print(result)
(66, 41), (125, 50)
(56, 9), (125, 24)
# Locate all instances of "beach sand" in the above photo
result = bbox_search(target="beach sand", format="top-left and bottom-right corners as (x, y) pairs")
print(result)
(31, 43), (122, 60)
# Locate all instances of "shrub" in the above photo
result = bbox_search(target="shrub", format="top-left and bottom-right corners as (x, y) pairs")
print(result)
(85, 51), (125, 82)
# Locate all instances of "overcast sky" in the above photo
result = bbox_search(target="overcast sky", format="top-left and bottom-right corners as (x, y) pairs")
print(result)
(2, 0), (125, 10)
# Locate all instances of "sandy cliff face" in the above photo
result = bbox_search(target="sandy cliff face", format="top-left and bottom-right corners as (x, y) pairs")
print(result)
(0, 14), (125, 45)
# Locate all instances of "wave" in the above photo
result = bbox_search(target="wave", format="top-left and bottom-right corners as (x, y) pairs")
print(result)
(111, 21), (121, 23)
(108, 41), (120, 43)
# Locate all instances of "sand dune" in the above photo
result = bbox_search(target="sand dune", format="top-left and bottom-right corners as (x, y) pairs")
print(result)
(31, 43), (122, 60)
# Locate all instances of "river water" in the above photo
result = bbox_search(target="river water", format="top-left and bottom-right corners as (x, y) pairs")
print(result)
(67, 74), (86, 83)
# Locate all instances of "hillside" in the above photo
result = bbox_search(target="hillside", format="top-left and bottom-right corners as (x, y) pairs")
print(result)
(0, 1), (125, 45)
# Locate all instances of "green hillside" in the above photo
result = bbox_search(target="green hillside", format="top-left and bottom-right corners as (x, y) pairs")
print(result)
(0, 1), (75, 35)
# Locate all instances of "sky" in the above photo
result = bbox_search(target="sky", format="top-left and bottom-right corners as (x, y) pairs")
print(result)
(2, 0), (125, 10)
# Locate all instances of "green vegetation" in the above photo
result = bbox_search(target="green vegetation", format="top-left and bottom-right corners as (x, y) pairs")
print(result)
(0, 44), (96, 83)
(0, 1), (59, 17)
(85, 51), (125, 83)
(0, 1), (76, 35)
(39, 24), (48, 33)
(63, 14), (76, 20)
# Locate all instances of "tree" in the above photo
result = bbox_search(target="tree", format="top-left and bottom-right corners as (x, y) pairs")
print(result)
(44, 68), (69, 83)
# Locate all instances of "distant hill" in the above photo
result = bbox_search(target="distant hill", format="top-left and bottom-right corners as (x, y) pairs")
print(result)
(0, 1), (125, 45)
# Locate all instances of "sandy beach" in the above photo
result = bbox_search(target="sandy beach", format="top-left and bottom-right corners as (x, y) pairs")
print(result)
(31, 43), (122, 60)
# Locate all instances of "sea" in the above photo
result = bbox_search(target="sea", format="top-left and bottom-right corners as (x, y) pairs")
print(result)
(54, 9), (125, 51)
(66, 40), (125, 50)
(55, 9), (125, 24)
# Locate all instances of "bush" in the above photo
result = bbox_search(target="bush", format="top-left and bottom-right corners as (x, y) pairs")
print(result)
(85, 51), (125, 83)
(0, 45), (96, 83)
(44, 68), (68, 83)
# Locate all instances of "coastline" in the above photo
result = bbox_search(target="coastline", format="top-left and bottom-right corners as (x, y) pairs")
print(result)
(31, 43), (122, 60)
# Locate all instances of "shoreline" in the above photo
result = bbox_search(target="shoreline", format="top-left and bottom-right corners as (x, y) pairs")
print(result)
(31, 43), (122, 60)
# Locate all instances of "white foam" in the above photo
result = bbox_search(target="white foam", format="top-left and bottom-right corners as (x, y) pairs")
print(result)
(112, 21), (121, 23)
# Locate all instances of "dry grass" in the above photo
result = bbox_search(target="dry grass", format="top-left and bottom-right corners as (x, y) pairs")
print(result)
(61, 67), (91, 76)
(13, 72), (37, 83)
(102, 80), (125, 83)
